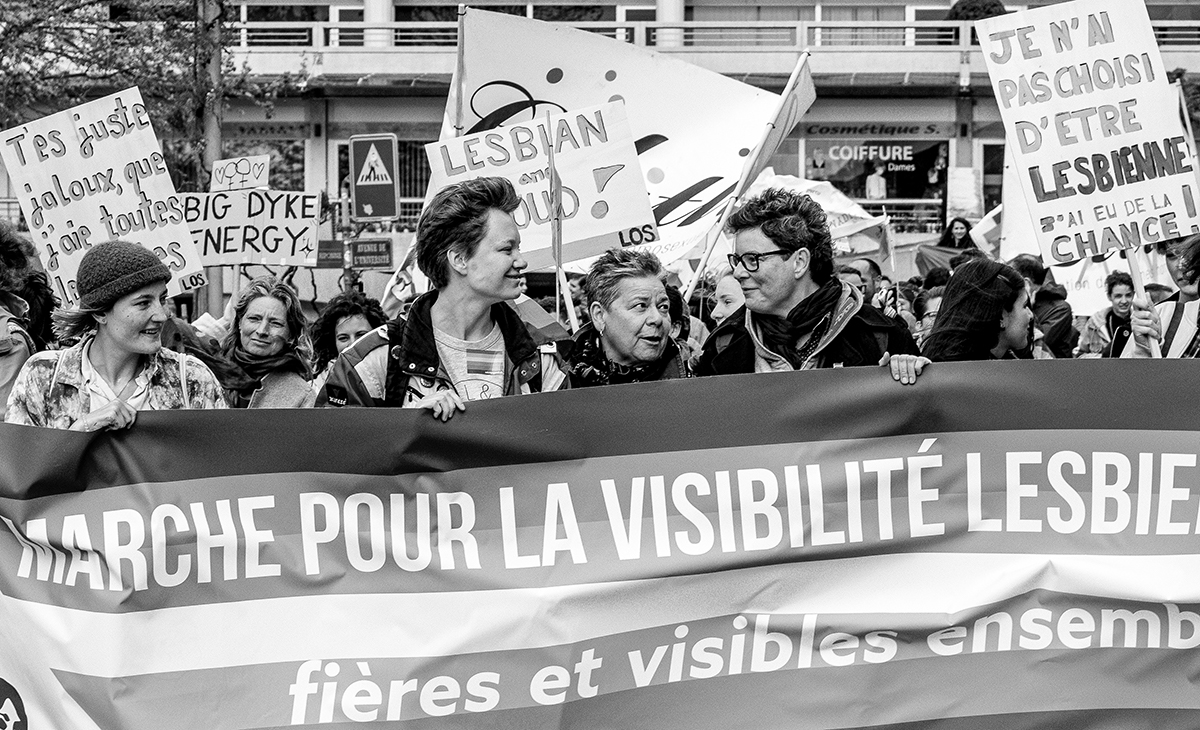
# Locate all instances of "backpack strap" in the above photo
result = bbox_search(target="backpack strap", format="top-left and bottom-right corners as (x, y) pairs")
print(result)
(179, 354), (191, 409)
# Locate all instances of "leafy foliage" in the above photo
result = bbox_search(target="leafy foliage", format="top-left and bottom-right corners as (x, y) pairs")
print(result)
(945, 0), (1009, 21)
(0, 0), (303, 191)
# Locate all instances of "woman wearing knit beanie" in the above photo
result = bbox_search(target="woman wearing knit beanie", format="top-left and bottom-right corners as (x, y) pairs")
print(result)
(5, 240), (228, 430)
(220, 275), (316, 408)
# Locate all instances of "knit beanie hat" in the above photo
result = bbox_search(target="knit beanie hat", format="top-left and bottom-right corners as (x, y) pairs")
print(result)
(77, 240), (172, 310)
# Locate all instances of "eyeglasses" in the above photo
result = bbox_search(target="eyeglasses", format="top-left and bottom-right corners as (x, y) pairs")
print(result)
(728, 249), (793, 272)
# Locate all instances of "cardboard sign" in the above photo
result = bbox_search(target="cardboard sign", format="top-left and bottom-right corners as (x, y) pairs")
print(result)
(349, 238), (393, 269)
(0, 88), (207, 304)
(978, 0), (1200, 265)
(180, 190), (320, 267)
(447, 9), (780, 266)
(210, 154), (271, 192)
(426, 101), (656, 270)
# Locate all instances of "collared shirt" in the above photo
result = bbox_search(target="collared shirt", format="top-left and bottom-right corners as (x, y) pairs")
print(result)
(79, 340), (153, 412)
(5, 337), (227, 429)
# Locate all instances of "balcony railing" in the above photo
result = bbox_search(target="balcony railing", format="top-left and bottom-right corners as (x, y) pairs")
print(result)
(231, 19), (1200, 52)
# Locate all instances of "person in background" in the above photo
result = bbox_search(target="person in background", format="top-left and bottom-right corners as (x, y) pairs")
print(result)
(1008, 253), (1077, 359)
(664, 283), (705, 366)
(847, 258), (882, 304)
(837, 265), (867, 297)
(0, 222), (36, 418)
(566, 248), (688, 387)
(709, 266), (745, 327)
(949, 248), (987, 273)
(696, 187), (926, 383)
(938, 217), (974, 249)
(923, 267), (951, 289)
(922, 259), (1032, 362)
(6, 241), (226, 429)
(309, 290), (387, 387)
(1145, 283), (1175, 305)
(912, 285), (944, 349)
(15, 270), (58, 354)
(1125, 234), (1200, 358)
(320, 177), (568, 418)
(1077, 271), (1134, 358)
(222, 275), (316, 408)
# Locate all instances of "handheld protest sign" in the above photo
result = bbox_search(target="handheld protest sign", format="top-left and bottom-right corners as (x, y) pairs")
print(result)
(449, 8), (779, 267)
(181, 191), (320, 267)
(349, 134), (400, 222)
(977, 0), (1200, 267)
(210, 154), (271, 192)
(0, 88), (207, 305)
(425, 101), (656, 271)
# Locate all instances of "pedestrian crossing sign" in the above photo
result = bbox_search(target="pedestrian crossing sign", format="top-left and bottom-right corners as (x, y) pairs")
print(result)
(349, 134), (399, 222)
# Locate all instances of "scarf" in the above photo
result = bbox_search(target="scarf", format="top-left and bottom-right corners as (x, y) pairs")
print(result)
(225, 345), (310, 408)
(567, 324), (680, 388)
(753, 278), (844, 369)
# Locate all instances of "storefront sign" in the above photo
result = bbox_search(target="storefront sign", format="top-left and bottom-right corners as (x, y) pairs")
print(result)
(803, 123), (956, 138)
(806, 139), (949, 202)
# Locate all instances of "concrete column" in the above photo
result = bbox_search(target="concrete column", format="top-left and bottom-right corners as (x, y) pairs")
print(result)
(363, 0), (391, 48)
(656, 0), (684, 48)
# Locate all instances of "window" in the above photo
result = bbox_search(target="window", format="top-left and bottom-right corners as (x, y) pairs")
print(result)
(821, 5), (905, 46)
(534, 6), (616, 22)
(244, 5), (329, 46)
(328, 7), (364, 47)
(683, 4), (812, 47)
(393, 4), (523, 21)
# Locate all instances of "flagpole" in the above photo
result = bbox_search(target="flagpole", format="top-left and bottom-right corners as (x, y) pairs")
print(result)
(682, 52), (813, 302)
(546, 110), (579, 333)
(682, 196), (737, 302)
(454, 5), (467, 137)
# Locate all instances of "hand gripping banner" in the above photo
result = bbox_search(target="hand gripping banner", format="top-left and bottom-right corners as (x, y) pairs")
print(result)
(1, 361), (1199, 729)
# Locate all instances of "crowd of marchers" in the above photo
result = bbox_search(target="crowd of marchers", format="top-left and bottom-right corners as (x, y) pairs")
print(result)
(1, 176), (1197, 431)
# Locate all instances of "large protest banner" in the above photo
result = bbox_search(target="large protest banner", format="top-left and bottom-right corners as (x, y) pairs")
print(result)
(427, 102), (656, 270)
(978, 0), (1200, 266)
(2, 362), (1200, 729)
(0, 88), (207, 304)
(181, 190), (321, 267)
(447, 8), (782, 267)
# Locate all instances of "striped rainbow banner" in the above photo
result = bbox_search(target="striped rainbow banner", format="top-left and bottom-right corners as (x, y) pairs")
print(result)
(1, 360), (1198, 729)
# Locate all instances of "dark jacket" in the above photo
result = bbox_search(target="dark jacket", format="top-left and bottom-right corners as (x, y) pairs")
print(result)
(1032, 283), (1078, 359)
(566, 322), (689, 387)
(696, 281), (919, 376)
(319, 291), (569, 407)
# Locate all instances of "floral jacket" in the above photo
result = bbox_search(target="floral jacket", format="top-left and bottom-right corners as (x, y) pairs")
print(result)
(5, 338), (228, 429)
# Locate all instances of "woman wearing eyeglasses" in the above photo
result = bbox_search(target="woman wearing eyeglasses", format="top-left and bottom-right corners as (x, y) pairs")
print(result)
(696, 188), (925, 382)
(912, 285), (944, 349)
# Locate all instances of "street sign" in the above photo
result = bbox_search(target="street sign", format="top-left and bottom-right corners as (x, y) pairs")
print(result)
(316, 239), (345, 269)
(350, 239), (394, 270)
(349, 134), (400, 222)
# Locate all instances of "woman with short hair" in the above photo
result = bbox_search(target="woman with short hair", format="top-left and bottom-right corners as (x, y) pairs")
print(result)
(222, 275), (316, 408)
(922, 259), (1032, 362)
(566, 248), (688, 387)
(6, 240), (226, 430)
